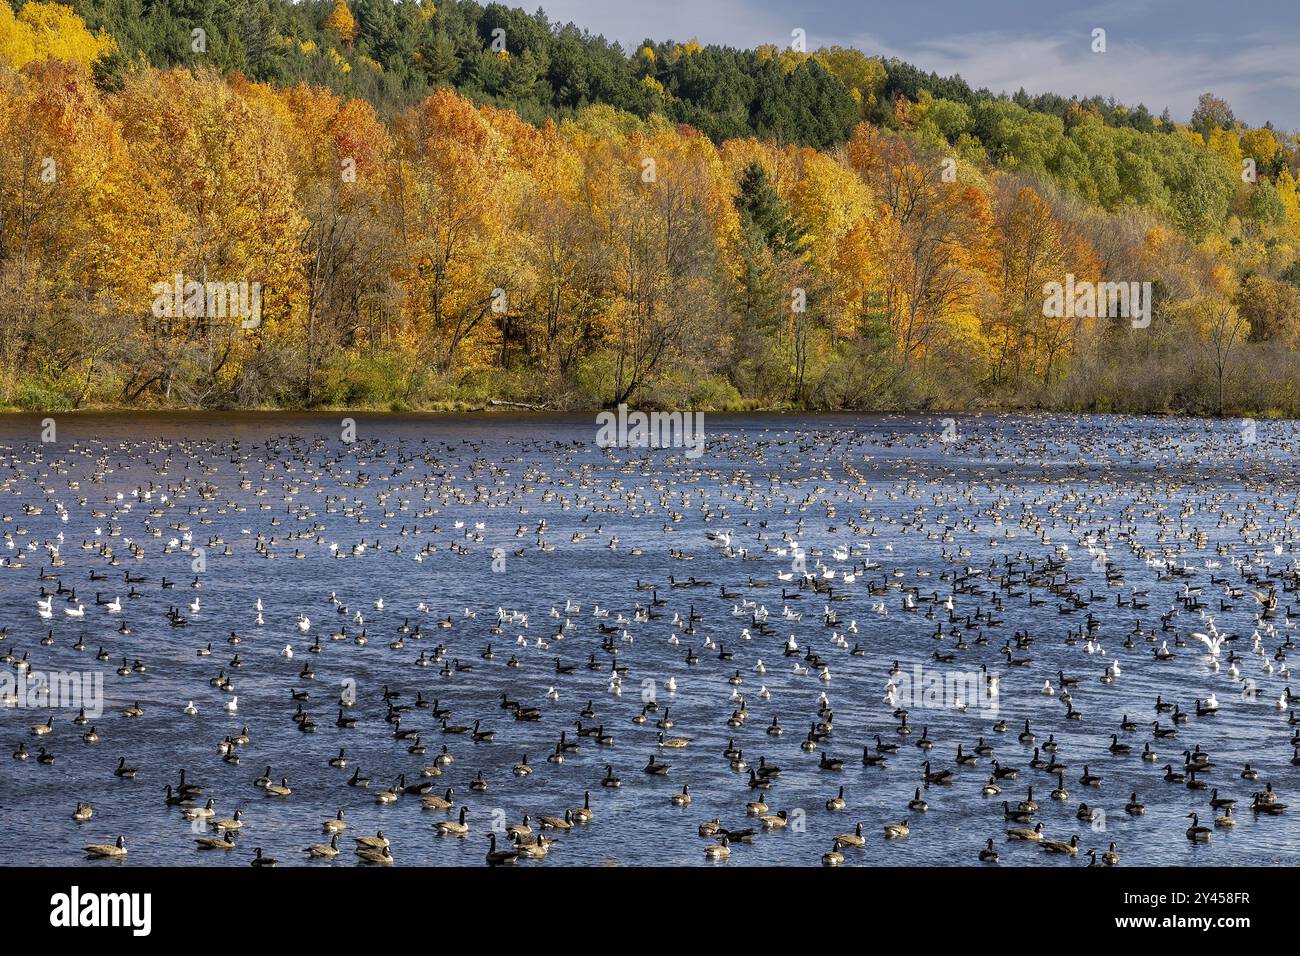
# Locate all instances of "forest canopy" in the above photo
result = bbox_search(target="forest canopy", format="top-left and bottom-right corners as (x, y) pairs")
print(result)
(2, 0), (1299, 415)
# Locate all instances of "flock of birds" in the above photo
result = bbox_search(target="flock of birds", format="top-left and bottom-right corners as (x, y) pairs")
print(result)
(3, 414), (1300, 866)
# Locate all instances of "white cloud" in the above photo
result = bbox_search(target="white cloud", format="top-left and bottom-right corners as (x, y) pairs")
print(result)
(837, 29), (1299, 130)
(530, 1), (1300, 130)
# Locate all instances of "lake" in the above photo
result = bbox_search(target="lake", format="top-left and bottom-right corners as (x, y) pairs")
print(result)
(1, 411), (1297, 866)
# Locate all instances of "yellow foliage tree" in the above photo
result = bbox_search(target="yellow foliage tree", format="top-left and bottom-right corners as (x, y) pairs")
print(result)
(0, 1), (115, 70)
(323, 0), (358, 45)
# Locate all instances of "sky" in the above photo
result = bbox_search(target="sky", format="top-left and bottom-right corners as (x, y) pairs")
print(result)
(533, 0), (1300, 131)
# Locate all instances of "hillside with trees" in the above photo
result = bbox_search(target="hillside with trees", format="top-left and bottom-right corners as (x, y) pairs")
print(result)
(2, 0), (1299, 414)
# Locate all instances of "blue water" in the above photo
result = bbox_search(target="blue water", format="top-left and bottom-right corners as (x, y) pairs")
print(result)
(1, 411), (1298, 866)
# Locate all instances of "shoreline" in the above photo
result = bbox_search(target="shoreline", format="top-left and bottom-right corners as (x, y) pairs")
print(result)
(0, 405), (1287, 422)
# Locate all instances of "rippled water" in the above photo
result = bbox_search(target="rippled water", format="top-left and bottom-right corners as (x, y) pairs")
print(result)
(1, 411), (1298, 867)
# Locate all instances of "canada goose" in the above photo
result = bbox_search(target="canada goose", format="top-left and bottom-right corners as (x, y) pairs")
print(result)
(1006, 822), (1045, 841)
(264, 777), (292, 797)
(1251, 790), (1287, 814)
(355, 831), (390, 850)
(704, 835), (731, 860)
(250, 847), (277, 868)
(822, 844), (845, 866)
(211, 809), (244, 832)
(195, 832), (237, 850)
(883, 819), (909, 839)
(1101, 842), (1120, 865)
(571, 790), (593, 823)
(83, 836), (126, 859)
(922, 761), (954, 784)
(671, 785), (692, 807)
(305, 834), (340, 859)
(1040, 834), (1080, 855)
(513, 834), (549, 860)
(978, 838), (999, 863)
(834, 822), (865, 847)
(826, 785), (846, 811)
(601, 765), (621, 788)
(1051, 772), (1069, 801)
(539, 810), (574, 831)
(485, 833), (518, 867)
(1209, 789), (1236, 811)
(72, 803), (93, 822)
(182, 799), (217, 821)
(1186, 813), (1211, 841)
(436, 807), (470, 835)
(113, 756), (137, 779)
(759, 809), (789, 830)
(422, 788), (455, 811)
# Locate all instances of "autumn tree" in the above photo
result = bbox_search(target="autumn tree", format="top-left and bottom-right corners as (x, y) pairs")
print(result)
(323, 0), (358, 45)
